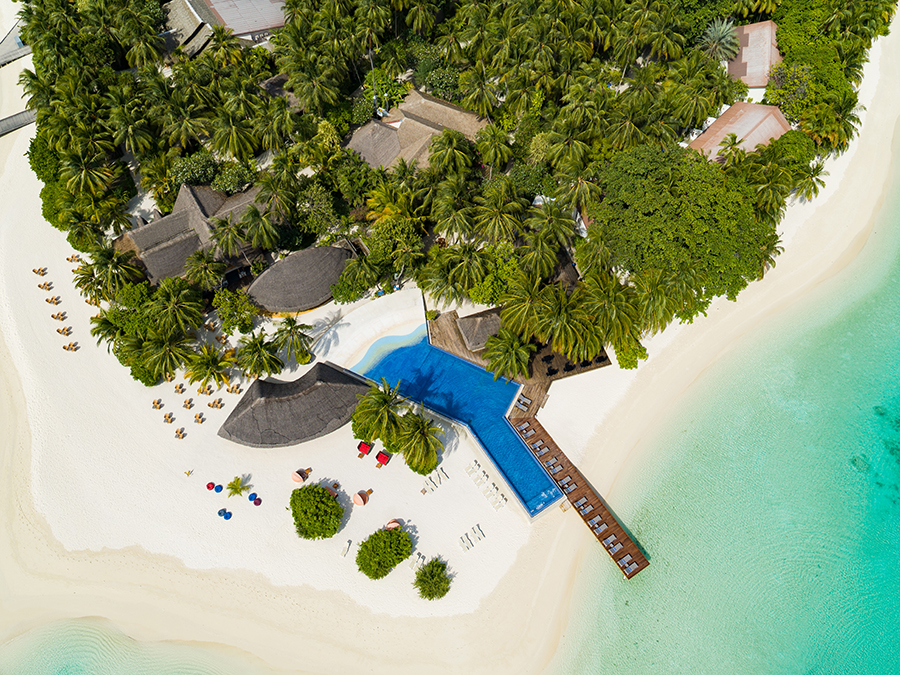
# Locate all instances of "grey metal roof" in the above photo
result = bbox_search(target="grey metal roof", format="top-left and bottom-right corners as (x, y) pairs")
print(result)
(456, 307), (502, 352)
(191, 0), (286, 36)
(217, 362), (371, 448)
(247, 246), (351, 312)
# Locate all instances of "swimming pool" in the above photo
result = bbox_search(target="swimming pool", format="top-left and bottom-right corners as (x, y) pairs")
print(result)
(351, 325), (562, 517)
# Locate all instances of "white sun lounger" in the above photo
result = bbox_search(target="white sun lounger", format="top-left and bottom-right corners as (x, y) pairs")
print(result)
(341, 540), (351, 557)
(440, 467), (450, 481)
(608, 542), (624, 554)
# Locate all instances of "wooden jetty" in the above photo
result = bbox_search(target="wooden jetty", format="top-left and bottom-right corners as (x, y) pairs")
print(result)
(0, 109), (36, 137)
(512, 416), (649, 579)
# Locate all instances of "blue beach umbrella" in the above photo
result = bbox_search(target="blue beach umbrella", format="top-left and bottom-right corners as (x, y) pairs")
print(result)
(224, 511), (232, 520)
(217, 509), (226, 517)
(214, 484), (223, 493)
(248, 493), (257, 501)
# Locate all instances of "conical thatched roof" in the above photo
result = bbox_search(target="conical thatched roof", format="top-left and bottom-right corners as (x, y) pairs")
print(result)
(247, 246), (352, 313)
(456, 307), (502, 352)
(218, 362), (370, 448)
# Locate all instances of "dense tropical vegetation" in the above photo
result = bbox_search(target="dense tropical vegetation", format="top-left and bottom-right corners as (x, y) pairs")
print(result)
(290, 484), (344, 539)
(20, 0), (895, 385)
(352, 378), (444, 474)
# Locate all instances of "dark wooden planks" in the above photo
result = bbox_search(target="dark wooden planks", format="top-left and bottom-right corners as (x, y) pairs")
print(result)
(512, 416), (649, 579)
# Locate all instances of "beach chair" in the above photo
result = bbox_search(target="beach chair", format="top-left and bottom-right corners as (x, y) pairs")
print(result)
(516, 421), (530, 430)
(601, 534), (617, 546)
(564, 483), (577, 493)
(580, 505), (594, 516)
(593, 523), (608, 535)
(545, 457), (558, 467)
(617, 554), (633, 567)
(523, 429), (536, 438)
(557, 475), (571, 486)
(465, 463), (477, 476)
(531, 440), (544, 449)
(550, 465), (563, 474)
(515, 403), (527, 411)
(624, 562), (639, 574)
(588, 515), (601, 526)
(341, 540), (352, 557)
(573, 497), (587, 508)
(458, 537), (469, 552)
(472, 526), (484, 541)
(440, 467), (450, 481)
(608, 542), (623, 554)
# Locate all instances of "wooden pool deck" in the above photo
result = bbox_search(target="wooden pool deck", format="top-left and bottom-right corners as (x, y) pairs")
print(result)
(512, 416), (649, 579)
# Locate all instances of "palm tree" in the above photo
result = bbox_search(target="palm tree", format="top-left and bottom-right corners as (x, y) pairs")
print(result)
(211, 110), (256, 162)
(59, 151), (114, 196)
(211, 216), (248, 259)
(533, 284), (599, 362)
(90, 310), (123, 352)
(353, 377), (406, 442)
(236, 332), (284, 378)
(484, 328), (536, 382)
(519, 229), (559, 280)
(142, 330), (195, 379)
(88, 245), (143, 300)
(184, 249), (226, 291)
(271, 317), (314, 364)
(240, 204), (281, 250)
(151, 278), (204, 335)
(459, 65), (498, 119)
(226, 475), (251, 497)
(72, 262), (105, 305)
(698, 18), (739, 62)
(475, 125), (512, 178)
(524, 200), (576, 250)
(428, 129), (473, 176)
(185, 343), (235, 388)
(500, 272), (544, 340)
(795, 160), (828, 201)
(395, 411), (443, 475)
(582, 269), (643, 348)
(405, 0), (437, 36)
(473, 176), (526, 244)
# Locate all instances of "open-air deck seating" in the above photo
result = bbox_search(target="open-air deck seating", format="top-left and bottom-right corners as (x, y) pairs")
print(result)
(550, 465), (563, 474)
(563, 482), (577, 493)
(536, 447), (549, 457)
(518, 395), (532, 405)
(593, 523), (608, 534)
(588, 515), (602, 526)
(516, 421), (530, 430)
(617, 554), (633, 567)
(545, 457), (558, 467)
(522, 429), (536, 438)
(624, 562), (639, 574)
(608, 542), (624, 554)
(531, 440), (544, 449)
(516, 403), (528, 411)
(557, 475), (571, 486)
(573, 497), (587, 508)
(580, 504), (594, 516)
(602, 534), (617, 546)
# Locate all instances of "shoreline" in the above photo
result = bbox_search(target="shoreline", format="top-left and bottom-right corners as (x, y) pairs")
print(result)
(1, 14), (900, 675)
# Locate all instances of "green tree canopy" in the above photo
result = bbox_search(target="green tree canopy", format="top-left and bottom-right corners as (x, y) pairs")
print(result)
(356, 527), (412, 579)
(290, 484), (344, 539)
(592, 144), (768, 303)
(414, 557), (452, 600)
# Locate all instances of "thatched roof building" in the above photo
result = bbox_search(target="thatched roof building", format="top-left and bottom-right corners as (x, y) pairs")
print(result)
(727, 21), (782, 89)
(347, 90), (488, 170)
(456, 308), (502, 352)
(218, 362), (371, 448)
(116, 184), (261, 284)
(688, 102), (791, 159)
(247, 247), (352, 313)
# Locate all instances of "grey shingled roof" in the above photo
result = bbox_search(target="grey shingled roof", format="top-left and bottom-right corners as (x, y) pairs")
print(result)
(217, 362), (371, 448)
(456, 307), (502, 352)
(345, 90), (488, 170)
(247, 247), (351, 312)
(117, 183), (261, 284)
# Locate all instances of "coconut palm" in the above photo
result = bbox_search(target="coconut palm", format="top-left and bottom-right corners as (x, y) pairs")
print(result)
(185, 343), (235, 388)
(236, 332), (284, 379)
(72, 262), (105, 305)
(795, 160), (828, 201)
(524, 200), (576, 250)
(184, 249), (226, 291)
(473, 176), (526, 244)
(395, 411), (443, 475)
(459, 65), (498, 119)
(59, 151), (114, 196)
(87, 245), (143, 300)
(428, 129), (474, 176)
(271, 317), (314, 364)
(475, 125), (512, 178)
(211, 216), (248, 259)
(226, 475), (251, 497)
(484, 328), (536, 382)
(240, 204), (281, 250)
(353, 378), (406, 443)
(211, 110), (256, 162)
(698, 18), (739, 62)
(500, 272), (544, 341)
(533, 284), (599, 362)
(582, 269), (643, 348)
(142, 329), (195, 379)
(90, 310), (123, 352)
(519, 229), (559, 279)
(151, 278), (204, 335)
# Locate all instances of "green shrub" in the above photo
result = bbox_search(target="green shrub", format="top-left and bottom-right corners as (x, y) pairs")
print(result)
(508, 162), (555, 200)
(425, 309), (439, 321)
(352, 95), (376, 126)
(212, 288), (258, 334)
(27, 131), (60, 183)
(171, 150), (218, 186)
(211, 162), (255, 194)
(414, 557), (452, 600)
(129, 361), (159, 387)
(363, 67), (409, 111)
(356, 528), (412, 579)
(39, 180), (66, 229)
(425, 67), (459, 100)
(325, 101), (352, 137)
(290, 485), (344, 540)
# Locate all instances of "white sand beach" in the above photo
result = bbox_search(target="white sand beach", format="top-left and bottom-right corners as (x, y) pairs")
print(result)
(2, 3), (900, 670)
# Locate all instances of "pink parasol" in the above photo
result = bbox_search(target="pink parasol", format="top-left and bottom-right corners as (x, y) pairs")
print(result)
(353, 491), (369, 506)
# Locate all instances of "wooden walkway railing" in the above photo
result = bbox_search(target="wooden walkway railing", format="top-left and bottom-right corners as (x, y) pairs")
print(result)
(512, 416), (649, 579)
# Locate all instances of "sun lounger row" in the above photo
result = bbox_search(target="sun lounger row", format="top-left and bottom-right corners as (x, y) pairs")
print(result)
(459, 525), (485, 551)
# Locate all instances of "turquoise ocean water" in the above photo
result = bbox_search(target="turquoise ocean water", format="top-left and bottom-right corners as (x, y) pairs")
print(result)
(545, 151), (900, 671)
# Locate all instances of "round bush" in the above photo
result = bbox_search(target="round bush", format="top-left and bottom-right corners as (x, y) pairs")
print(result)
(356, 528), (412, 579)
(290, 485), (344, 540)
(414, 557), (451, 600)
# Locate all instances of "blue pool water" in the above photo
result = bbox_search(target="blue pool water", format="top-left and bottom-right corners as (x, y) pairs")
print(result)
(351, 325), (562, 516)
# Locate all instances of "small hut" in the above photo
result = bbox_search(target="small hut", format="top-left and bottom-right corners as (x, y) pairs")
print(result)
(246, 247), (352, 313)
